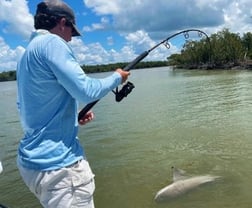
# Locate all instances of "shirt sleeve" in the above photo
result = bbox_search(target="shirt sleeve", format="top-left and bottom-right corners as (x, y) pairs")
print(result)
(44, 36), (122, 104)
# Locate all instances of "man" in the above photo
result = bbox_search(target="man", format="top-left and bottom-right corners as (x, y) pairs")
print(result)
(16, 1), (130, 207)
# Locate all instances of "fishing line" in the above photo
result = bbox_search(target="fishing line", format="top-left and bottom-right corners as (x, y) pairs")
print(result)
(78, 29), (210, 121)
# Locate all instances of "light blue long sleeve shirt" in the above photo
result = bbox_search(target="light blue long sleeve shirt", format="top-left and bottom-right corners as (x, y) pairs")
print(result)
(17, 30), (122, 171)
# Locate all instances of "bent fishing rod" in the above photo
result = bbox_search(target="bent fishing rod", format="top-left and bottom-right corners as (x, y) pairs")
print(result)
(78, 29), (210, 121)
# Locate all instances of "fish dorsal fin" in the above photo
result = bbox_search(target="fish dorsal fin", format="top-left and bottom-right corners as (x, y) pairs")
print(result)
(172, 166), (189, 182)
(0, 161), (3, 174)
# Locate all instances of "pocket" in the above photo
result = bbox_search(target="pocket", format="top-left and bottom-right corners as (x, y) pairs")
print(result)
(70, 160), (95, 187)
(71, 179), (95, 207)
(42, 168), (72, 191)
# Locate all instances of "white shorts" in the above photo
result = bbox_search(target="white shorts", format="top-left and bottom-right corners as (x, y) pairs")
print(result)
(18, 160), (95, 208)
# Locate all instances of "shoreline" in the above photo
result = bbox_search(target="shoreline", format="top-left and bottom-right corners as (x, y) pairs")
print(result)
(2, 61), (252, 82)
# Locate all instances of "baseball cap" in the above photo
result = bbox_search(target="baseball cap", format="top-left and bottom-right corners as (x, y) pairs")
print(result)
(36, 1), (81, 36)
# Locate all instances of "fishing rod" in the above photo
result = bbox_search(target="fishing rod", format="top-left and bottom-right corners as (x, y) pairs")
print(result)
(78, 29), (210, 121)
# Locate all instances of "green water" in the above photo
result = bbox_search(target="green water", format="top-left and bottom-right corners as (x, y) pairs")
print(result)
(1, 67), (252, 208)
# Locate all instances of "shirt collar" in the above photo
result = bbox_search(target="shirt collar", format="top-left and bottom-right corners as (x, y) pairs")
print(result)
(30, 29), (50, 41)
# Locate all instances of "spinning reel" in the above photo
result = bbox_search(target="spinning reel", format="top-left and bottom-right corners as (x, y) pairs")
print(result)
(112, 81), (135, 102)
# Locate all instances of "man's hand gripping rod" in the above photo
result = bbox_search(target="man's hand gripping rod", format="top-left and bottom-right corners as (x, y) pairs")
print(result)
(78, 29), (210, 121)
(78, 51), (149, 121)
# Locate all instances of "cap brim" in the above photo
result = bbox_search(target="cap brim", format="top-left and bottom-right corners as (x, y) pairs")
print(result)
(72, 24), (81, 36)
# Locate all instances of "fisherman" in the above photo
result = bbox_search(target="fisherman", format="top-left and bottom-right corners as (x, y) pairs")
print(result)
(16, 1), (130, 208)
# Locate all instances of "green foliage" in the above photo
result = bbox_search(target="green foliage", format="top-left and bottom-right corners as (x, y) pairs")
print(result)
(81, 61), (167, 73)
(241, 32), (252, 59)
(168, 28), (251, 69)
(0, 71), (16, 81)
(0, 61), (167, 82)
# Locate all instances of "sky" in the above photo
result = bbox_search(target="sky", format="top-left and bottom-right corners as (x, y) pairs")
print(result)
(0, 0), (252, 72)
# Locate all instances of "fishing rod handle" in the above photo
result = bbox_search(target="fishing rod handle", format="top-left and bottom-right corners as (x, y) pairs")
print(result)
(78, 100), (99, 121)
(78, 51), (149, 121)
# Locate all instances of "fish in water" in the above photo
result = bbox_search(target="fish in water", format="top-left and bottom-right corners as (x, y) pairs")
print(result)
(0, 161), (2, 174)
(154, 166), (221, 202)
(0, 161), (8, 208)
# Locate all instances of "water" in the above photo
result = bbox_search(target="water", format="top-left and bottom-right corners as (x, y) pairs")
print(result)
(1, 67), (252, 207)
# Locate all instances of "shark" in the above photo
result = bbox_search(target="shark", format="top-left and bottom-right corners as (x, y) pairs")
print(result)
(0, 161), (9, 208)
(0, 161), (2, 174)
(154, 166), (221, 202)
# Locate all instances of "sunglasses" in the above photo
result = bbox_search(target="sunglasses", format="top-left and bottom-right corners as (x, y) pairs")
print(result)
(65, 20), (74, 33)
(64, 19), (80, 36)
